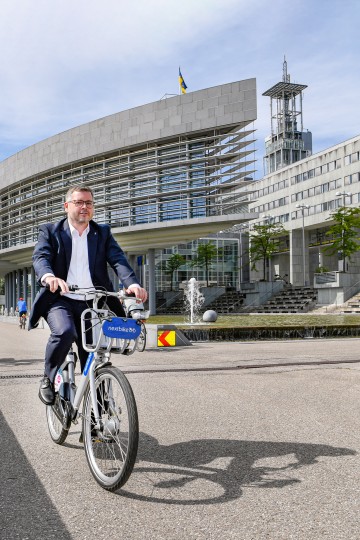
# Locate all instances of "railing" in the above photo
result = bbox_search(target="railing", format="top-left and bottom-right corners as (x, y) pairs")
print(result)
(314, 271), (337, 284)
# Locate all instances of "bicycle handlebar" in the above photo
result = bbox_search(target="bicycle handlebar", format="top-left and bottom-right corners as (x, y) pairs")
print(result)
(69, 287), (141, 302)
(45, 283), (141, 301)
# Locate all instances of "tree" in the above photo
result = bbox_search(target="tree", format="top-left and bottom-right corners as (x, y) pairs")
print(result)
(164, 253), (186, 291)
(0, 278), (4, 295)
(249, 222), (286, 281)
(190, 242), (218, 286)
(322, 207), (360, 271)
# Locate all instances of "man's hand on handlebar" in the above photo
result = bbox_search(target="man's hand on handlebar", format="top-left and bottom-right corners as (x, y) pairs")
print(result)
(44, 276), (69, 294)
(126, 285), (148, 303)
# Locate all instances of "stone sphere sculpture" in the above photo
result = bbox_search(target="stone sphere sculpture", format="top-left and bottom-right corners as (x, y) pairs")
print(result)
(202, 310), (218, 323)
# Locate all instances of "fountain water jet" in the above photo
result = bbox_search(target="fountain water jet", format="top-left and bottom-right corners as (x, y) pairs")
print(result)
(184, 278), (205, 324)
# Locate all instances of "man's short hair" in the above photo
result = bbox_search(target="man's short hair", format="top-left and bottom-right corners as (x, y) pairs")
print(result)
(65, 185), (94, 202)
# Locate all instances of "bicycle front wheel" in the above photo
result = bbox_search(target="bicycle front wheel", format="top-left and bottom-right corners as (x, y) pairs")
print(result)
(136, 322), (146, 352)
(82, 367), (139, 491)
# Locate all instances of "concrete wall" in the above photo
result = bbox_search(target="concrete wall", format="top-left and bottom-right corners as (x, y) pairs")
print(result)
(241, 280), (284, 307)
(315, 270), (360, 304)
(0, 79), (257, 190)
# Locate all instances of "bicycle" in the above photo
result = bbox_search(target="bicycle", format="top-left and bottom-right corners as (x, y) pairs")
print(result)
(274, 273), (290, 285)
(19, 313), (27, 329)
(45, 286), (144, 491)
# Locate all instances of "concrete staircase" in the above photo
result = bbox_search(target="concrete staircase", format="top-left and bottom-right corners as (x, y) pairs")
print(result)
(339, 293), (360, 313)
(252, 286), (318, 314)
(156, 292), (185, 315)
(205, 290), (245, 314)
(156, 289), (246, 315)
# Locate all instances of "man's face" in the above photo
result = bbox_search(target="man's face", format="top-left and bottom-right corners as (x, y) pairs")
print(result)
(64, 190), (94, 227)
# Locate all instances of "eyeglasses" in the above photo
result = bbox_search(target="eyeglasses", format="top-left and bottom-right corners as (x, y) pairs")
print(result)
(68, 200), (94, 208)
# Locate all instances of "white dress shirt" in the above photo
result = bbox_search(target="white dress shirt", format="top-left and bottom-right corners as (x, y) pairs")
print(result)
(63, 223), (94, 299)
(41, 223), (94, 300)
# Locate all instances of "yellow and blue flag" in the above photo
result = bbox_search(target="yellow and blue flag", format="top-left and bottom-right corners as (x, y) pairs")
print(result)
(179, 68), (187, 94)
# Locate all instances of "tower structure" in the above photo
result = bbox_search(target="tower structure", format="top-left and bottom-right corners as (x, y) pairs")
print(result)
(263, 58), (312, 174)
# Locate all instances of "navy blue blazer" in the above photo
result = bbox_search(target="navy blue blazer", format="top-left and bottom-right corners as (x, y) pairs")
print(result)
(29, 218), (138, 329)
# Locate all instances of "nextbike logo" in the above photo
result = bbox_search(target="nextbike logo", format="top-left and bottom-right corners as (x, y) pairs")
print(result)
(102, 318), (141, 339)
(107, 326), (137, 333)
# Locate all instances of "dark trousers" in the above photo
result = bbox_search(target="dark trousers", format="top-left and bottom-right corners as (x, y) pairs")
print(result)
(44, 297), (91, 382)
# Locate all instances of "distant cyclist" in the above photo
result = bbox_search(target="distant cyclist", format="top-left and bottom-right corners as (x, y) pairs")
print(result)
(16, 297), (28, 324)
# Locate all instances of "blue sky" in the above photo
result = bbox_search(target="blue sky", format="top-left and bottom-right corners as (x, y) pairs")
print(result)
(0, 0), (359, 177)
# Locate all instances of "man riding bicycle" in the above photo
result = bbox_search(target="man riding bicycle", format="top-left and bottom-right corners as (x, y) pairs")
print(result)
(16, 297), (28, 325)
(29, 184), (147, 406)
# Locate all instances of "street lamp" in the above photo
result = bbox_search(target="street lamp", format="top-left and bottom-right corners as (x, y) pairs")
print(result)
(335, 192), (352, 272)
(261, 214), (275, 281)
(336, 191), (352, 207)
(262, 214), (274, 224)
(296, 204), (309, 286)
(238, 224), (246, 288)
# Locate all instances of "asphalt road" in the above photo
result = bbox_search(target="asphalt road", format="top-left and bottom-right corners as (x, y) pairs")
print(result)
(0, 322), (359, 539)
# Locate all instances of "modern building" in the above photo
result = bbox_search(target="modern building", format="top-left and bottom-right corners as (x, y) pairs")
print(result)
(248, 62), (360, 301)
(249, 134), (360, 286)
(0, 78), (258, 313)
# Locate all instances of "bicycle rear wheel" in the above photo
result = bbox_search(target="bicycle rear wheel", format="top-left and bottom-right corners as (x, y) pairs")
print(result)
(82, 367), (138, 491)
(46, 395), (70, 445)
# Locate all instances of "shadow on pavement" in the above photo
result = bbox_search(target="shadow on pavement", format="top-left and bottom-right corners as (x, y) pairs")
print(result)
(0, 410), (72, 539)
(119, 432), (356, 505)
(0, 358), (43, 367)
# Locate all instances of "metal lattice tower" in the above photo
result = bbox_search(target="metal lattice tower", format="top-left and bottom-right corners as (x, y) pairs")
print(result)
(263, 57), (312, 174)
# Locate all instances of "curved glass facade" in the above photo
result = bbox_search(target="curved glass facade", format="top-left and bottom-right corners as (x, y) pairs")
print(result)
(0, 126), (255, 251)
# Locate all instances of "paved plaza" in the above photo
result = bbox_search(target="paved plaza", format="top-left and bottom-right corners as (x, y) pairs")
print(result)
(0, 321), (359, 539)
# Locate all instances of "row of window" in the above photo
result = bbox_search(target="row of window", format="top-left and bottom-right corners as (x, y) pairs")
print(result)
(291, 178), (342, 202)
(344, 151), (360, 165)
(253, 191), (360, 230)
(252, 178), (289, 199)
(253, 196), (289, 214)
(291, 159), (341, 184)
(253, 156), (354, 202)
(252, 169), (360, 214)
(290, 198), (340, 220)
(344, 172), (360, 185)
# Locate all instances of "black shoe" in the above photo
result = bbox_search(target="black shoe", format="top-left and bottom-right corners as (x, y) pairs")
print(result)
(38, 376), (55, 405)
